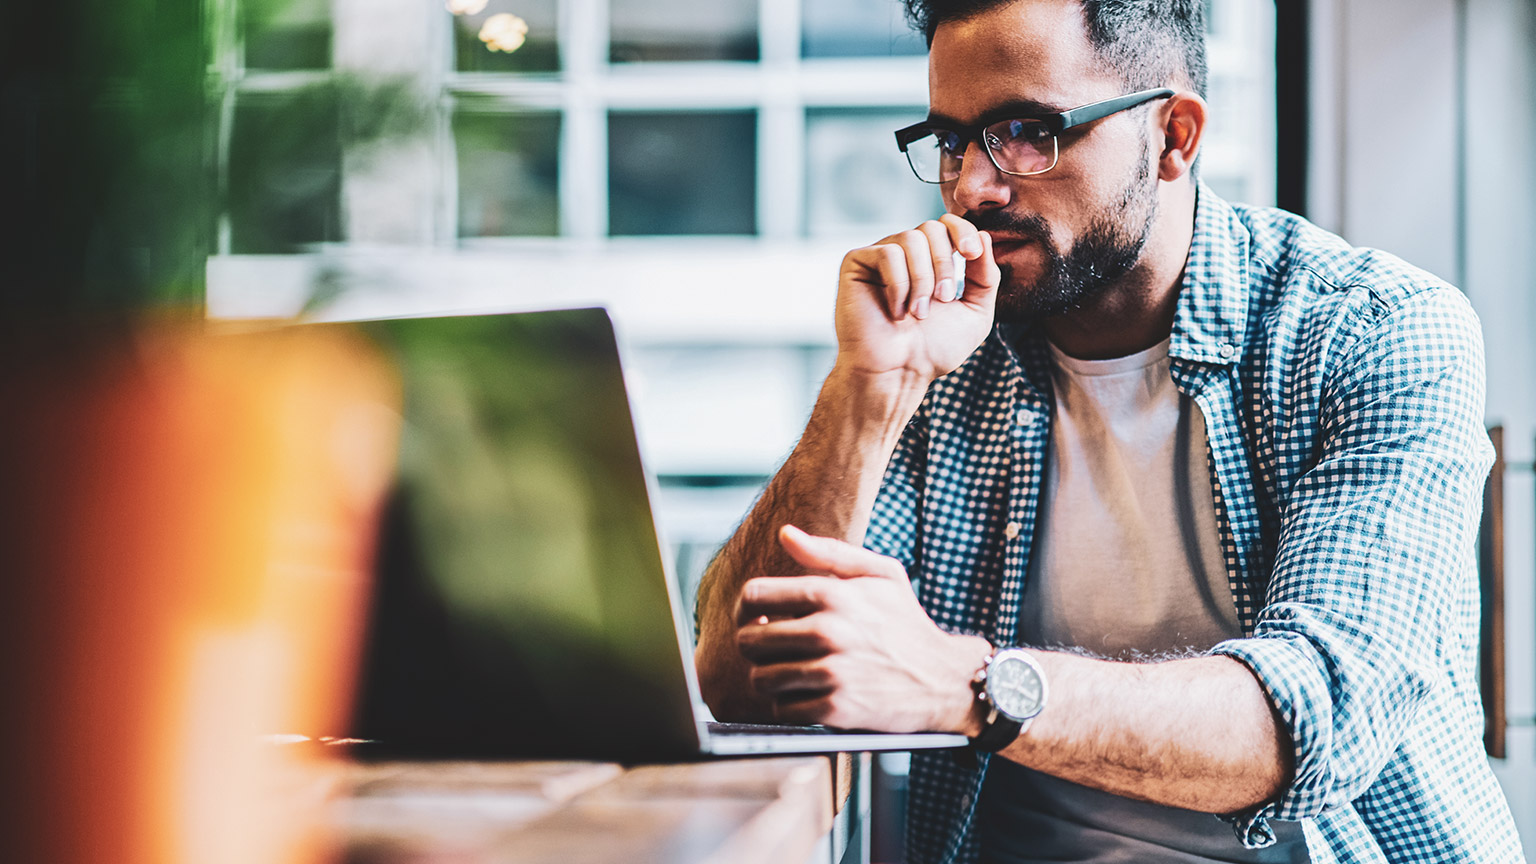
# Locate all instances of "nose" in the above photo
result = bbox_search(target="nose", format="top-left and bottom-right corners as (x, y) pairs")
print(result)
(947, 139), (1011, 214)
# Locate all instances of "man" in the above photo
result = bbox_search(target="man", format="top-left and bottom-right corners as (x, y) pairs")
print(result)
(693, 0), (1526, 862)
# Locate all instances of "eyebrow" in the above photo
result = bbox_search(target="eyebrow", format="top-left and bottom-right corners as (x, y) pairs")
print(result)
(925, 98), (1066, 128)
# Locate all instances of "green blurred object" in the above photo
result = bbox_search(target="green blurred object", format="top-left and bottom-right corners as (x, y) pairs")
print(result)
(0, 0), (441, 312)
(0, 0), (214, 312)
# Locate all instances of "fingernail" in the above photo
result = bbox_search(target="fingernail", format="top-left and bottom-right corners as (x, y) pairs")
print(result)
(960, 238), (982, 257)
(937, 278), (954, 302)
(916, 295), (931, 318)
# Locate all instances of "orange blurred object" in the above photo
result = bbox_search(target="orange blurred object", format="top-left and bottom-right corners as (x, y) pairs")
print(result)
(0, 318), (401, 864)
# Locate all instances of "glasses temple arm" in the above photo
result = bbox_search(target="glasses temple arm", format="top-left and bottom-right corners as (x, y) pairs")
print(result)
(1056, 88), (1175, 132)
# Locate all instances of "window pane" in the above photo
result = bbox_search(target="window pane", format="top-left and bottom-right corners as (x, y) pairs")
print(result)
(451, 0), (559, 74)
(610, 0), (757, 63)
(243, 0), (332, 70)
(1200, 0), (1276, 206)
(802, 0), (925, 58)
(608, 111), (756, 236)
(455, 110), (561, 238)
(805, 108), (942, 239)
(228, 90), (342, 253)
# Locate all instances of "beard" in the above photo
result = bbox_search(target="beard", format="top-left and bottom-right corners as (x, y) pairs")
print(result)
(967, 139), (1159, 325)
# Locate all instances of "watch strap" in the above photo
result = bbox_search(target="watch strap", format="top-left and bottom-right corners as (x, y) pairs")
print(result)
(968, 646), (1042, 753)
(971, 706), (1025, 752)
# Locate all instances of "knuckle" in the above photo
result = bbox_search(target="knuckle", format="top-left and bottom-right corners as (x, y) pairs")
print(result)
(819, 655), (848, 688)
(747, 664), (773, 688)
(799, 577), (828, 605)
(815, 615), (853, 653)
(735, 631), (761, 657)
(898, 230), (930, 254)
(815, 578), (847, 608)
(804, 698), (835, 726)
(817, 618), (841, 645)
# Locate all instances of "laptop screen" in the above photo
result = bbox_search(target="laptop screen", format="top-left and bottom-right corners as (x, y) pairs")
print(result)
(348, 308), (702, 760)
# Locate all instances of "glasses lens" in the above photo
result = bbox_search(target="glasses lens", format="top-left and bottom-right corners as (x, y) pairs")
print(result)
(985, 118), (1055, 175)
(902, 128), (959, 183)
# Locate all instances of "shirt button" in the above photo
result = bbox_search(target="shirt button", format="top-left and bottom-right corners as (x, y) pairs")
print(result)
(1014, 407), (1036, 426)
(1004, 522), (1021, 540)
(1219, 343), (1237, 360)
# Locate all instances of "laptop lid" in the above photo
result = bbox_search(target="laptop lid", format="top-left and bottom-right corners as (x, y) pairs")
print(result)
(349, 308), (704, 761)
(345, 307), (968, 761)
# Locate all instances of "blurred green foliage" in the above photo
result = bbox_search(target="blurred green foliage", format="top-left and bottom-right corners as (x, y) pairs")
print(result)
(0, 0), (435, 312)
(0, 0), (213, 312)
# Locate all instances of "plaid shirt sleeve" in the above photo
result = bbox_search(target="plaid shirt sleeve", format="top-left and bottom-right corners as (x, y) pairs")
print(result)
(1211, 283), (1496, 846)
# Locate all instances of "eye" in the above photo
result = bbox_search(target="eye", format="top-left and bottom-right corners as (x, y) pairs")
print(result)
(996, 119), (1051, 144)
(933, 129), (964, 156)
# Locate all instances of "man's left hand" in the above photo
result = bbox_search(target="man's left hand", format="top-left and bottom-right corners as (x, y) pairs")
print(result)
(733, 525), (991, 734)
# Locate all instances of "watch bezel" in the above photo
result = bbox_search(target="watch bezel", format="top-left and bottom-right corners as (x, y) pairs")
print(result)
(984, 647), (1047, 724)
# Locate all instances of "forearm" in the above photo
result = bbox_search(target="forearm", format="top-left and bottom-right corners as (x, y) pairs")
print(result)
(991, 652), (1292, 814)
(694, 365), (926, 720)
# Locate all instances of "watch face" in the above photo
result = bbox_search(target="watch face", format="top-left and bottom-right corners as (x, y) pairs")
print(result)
(988, 653), (1045, 721)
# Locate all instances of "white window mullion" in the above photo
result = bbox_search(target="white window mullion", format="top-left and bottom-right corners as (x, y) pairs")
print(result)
(563, 0), (607, 242)
(757, 0), (802, 240)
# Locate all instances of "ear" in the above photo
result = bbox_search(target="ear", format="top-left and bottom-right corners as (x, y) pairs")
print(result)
(1157, 92), (1207, 182)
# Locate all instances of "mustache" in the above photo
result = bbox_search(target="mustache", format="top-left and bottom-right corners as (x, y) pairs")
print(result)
(963, 209), (1052, 246)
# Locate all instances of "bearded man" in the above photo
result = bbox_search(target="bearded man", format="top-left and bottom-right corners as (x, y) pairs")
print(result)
(693, 1), (1527, 862)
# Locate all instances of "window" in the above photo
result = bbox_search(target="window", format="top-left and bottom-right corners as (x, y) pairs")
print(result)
(454, 109), (562, 238)
(215, 0), (1275, 252)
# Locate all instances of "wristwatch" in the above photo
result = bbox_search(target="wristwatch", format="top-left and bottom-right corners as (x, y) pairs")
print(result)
(970, 646), (1048, 752)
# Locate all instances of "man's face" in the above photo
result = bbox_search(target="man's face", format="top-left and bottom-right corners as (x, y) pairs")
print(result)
(928, 0), (1162, 323)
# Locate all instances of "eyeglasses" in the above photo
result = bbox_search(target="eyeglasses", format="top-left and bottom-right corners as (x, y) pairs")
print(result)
(893, 88), (1175, 184)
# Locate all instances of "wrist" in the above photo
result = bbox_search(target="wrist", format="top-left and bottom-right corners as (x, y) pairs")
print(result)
(826, 360), (931, 408)
(969, 647), (1050, 752)
(942, 634), (996, 737)
(814, 364), (929, 454)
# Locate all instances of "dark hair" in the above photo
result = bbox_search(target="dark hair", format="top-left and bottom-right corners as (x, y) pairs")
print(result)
(903, 0), (1208, 98)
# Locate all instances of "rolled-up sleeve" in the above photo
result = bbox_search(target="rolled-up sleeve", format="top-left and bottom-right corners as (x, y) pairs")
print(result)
(1211, 286), (1493, 845)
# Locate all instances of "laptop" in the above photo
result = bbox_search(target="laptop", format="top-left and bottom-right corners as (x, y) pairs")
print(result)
(344, 307), (968, 761)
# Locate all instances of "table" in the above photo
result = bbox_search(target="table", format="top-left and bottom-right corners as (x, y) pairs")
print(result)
(333, 754), (865, 864)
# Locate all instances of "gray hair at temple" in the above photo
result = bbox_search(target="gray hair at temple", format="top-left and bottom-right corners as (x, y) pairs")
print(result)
(901, 0), (1209, 98)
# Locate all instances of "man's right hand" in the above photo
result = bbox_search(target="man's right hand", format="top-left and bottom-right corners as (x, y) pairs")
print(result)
(835, 213), (1001, 387)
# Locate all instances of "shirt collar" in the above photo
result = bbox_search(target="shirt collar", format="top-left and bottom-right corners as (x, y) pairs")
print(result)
(995, 184), (1252, 376)
(1168, 183), (1253, 366)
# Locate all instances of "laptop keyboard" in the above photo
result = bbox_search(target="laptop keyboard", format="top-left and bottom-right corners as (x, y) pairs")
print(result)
(706, 721), (842, 736)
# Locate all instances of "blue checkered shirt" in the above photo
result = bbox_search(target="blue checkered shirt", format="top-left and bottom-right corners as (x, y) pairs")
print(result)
(864, 187), (1526, 863)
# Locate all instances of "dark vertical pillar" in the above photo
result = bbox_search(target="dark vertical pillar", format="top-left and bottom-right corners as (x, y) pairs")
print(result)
(1275, 0), (1309, 217)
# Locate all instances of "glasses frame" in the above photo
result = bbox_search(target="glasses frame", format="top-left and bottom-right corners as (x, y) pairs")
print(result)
(893, 87), (1176, 184)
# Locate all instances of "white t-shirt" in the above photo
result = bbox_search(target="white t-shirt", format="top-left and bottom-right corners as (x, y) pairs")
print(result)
(1017, 338), (1238, 659)
(980, 339), (1309, 864)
